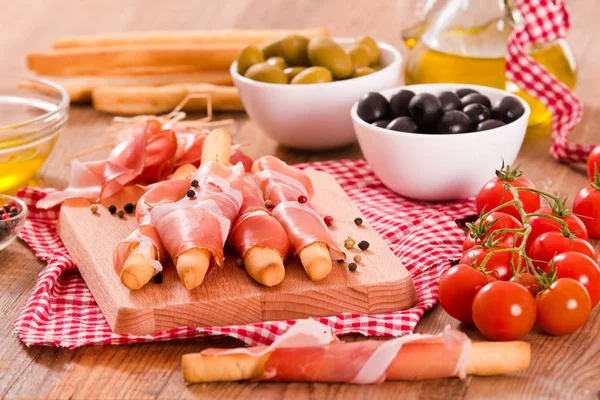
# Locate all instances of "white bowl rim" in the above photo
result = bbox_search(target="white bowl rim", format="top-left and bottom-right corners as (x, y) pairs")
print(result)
(230, 37), (402, 89)
(350, 83), (531, 139)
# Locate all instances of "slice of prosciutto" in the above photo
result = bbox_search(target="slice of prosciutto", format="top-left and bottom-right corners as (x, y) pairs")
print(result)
(252, 156), (344, 260)
(228, 176), (290, 259)
(150, 161), (244, 269)
(37, 119), (253, 209)
(198, 320), (470, 383)
(113, 179), (190, 276)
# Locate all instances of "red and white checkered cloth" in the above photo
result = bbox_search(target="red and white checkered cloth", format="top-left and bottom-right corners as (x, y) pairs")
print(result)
(14, 159), (474, 349)
(506, 0), (595, 162)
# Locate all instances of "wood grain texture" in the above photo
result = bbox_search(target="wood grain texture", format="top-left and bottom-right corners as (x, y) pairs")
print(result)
(0, 0), (599, 399)
(58, 171), (416, 335)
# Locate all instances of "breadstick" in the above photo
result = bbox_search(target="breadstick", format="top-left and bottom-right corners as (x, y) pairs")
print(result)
(120, 243), (157, 290)
(243, 246), (286, 287)
(27, 44), (242, 76)
(201, 127), (232, 165)
(298, 243), (332, 281)
(182, 341), (530, 383)
(53, 29), (329, 49)
(44, 72), (232, 102)
(92, 83), (243, 115)
(168, 163), (198, 181)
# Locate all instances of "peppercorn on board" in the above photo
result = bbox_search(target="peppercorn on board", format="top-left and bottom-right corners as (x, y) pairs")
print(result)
(58, 170), (417, 335)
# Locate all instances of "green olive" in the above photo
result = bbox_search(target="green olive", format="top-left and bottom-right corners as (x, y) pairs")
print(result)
(244, 62), (288, 84)
(352, 67), (376, 78)
(356, 36), (380, 66)
(283, 66), (306, 81)
(348, 45), (370, 68)
(266, 56), (288, 70)
(237, 45), (264, 75)
(307, 37), (353, 80)
(262, 34), (310, 66)
(290, 66), (333, 84)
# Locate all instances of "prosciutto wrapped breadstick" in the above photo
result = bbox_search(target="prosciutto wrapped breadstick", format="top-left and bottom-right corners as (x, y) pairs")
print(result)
(113, 179), (190, 289)
(252, 156), (345, 280)
(229, 176), (290, 286)
(150, 128), (244, 289)
(182, 320), (530, 383)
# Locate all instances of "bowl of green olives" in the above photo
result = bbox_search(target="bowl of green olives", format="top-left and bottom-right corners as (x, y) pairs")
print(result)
(351, 84), (530, 201)
(230, 35), (402, 149)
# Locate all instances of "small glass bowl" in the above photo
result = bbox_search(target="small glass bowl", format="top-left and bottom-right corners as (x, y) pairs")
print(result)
(0, 77), (69, 193)
(0, 194), (28, 251)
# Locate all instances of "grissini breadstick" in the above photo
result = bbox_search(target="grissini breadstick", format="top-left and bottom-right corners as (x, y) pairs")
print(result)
(27, 44), (242, 76)
(182, 321), (531, 383)
(252, 156), (345, 280)
(92, 84), (242, 115)
(52, 29), (329, 49)
(44, 72), (233, 102)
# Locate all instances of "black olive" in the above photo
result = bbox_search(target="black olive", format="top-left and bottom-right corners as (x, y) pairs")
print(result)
(492, 96), (525, 123)
(461, 93), (491, 109)
(372, 119), (391, 128)
(389, 90), (415, 118)
(455, 88), (479, 98)
(408, 93), (443, 125)
(436, 91), (462, 112)
(436, 111), (472, 134)
(386, 117), (418, 133)
(357, 92), (390, 123)
(476, 119), (506, 131)
(463, 103), (491, 124)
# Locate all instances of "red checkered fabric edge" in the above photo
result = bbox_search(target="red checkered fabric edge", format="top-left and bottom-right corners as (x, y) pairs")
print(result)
(14, 159), (474, 349)
(506, 0), (595, 163)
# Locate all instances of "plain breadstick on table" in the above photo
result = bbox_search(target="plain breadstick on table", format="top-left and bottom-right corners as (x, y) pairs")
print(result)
(182, 320), (531, 383)
(27, 44), (243, 76)
(92, 83), (243, 115)
(52, 28), (329, 49)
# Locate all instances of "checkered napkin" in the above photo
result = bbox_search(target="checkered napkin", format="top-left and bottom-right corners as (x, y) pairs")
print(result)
(506, 0), (595, 162)
(14, 159), (474, 349)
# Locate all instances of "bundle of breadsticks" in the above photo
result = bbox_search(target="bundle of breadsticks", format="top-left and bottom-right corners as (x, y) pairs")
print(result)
(26, 28), (327, 115)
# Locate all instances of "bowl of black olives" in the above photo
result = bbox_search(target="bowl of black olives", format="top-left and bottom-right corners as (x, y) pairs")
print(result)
(351, 84), (530, 201)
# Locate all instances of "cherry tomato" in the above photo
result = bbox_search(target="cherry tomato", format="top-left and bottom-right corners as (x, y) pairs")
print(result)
(460, 244), (521, 281)
(463, 212), (523, 251)
(472, 281), (536, 341)
(439, 264), (495, 324)
(526, 207), (588, 250)
(573, 185), (600, 239)
(528, 231), (596, 270)
(536, 278), (591, 336)
(586, 145), (600, 181)
(511, 272), (541, 297)
(476, 170), (541, 222)
(552, 251), (600, 307)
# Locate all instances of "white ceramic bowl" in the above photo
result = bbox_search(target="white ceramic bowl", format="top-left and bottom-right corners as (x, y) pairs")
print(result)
(231, 38), (402, 150)
(351, 84), (530, 201)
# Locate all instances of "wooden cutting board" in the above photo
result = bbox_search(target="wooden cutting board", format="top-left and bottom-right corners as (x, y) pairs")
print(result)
(58, 170), (417, 335)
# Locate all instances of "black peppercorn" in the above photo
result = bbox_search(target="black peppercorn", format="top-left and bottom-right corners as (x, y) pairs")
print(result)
(124, 203), (135, 213)
(354, 217), (363, 226)
(108, 205), (117, 214)
(153, 272), (164, 284)
(358, 240), (370, 251)
(348, 262), (358, 272)
(191, 179), (199, 188)
(187, 189), (196, 198)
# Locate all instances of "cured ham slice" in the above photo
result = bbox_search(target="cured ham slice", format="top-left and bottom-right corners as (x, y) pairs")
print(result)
(253, 156), (344, 260)
(182, 319), (531, 383)
(37, 119), (253, 209)
(228, 176), (290, 260)
(150, 161), (244, 269)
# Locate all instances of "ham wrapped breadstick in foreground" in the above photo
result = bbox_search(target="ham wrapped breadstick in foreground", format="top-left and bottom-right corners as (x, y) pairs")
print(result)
(114, 179), (190, 289)
(150, 128), (244, 289)
(182, 320), (530, 383)
(228, 176), (290, 286)
(253, 156), (345, 280)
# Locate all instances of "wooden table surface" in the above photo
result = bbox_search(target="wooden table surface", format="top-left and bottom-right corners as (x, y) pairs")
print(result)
(1, 0), (599, 398)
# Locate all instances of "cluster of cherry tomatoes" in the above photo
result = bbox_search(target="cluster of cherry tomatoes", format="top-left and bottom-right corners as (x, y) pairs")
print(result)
(439, 161), (600, 341)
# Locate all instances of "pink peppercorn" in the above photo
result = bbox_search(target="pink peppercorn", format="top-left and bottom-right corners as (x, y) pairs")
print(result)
(324, 216), (334, 226)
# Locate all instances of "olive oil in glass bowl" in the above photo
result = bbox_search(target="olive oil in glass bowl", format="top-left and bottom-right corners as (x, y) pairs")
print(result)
(0, 77), (69, 194)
